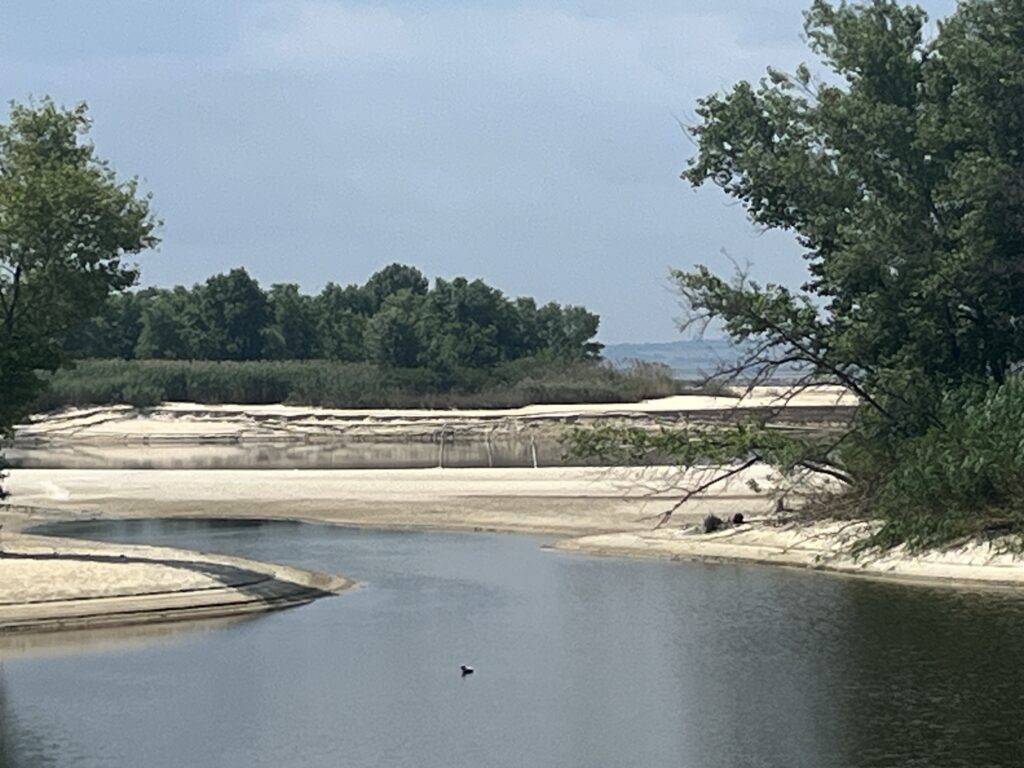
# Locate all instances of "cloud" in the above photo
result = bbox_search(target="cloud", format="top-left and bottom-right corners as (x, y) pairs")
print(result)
(242, 3), (414, 64)
(236, 2), (805, 101)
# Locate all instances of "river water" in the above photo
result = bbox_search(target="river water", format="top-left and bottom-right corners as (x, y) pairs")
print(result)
(3, 519), (1024, 767)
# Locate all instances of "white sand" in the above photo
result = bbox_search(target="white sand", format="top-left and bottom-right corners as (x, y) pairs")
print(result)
(557, 520), (1024, 587)
(14, 387), (856, 445)
(9, 463), (1024, 589)
(5, 465), (780, 535)
(0, 528), (352, 634)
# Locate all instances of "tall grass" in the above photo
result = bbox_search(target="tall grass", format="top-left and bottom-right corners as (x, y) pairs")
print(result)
(33, 357), (696, 411)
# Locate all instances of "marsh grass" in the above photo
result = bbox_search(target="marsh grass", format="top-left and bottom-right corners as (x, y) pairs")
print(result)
(34, 357), (701, 411)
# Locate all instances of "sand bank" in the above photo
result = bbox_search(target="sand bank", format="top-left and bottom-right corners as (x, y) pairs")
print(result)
(14, 386), (857, 445)
(10, 389), (856, 472)
(9, 464), (1024, 590)
(4, 465), (777, 535)
(0, 530), (352, 633)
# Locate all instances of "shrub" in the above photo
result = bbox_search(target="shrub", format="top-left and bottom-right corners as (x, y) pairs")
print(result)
(853, 377), (1024, 549)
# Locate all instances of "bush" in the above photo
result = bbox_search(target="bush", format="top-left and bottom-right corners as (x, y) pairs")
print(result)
(853, 377), (1024, 549)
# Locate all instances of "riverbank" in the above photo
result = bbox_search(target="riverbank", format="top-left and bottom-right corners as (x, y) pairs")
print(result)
(3, 385), (1022, 633)
(0, 525), (352, 633)
(555, 519), (1024, 588)
(3, 465), (777, 536)
(7, 464), (1024, 591)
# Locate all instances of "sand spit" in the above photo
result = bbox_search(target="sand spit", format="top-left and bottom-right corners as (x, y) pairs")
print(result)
(0, 531), (352, 633)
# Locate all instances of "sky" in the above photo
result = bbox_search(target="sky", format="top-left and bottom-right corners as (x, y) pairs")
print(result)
(1, 0), (957, 343)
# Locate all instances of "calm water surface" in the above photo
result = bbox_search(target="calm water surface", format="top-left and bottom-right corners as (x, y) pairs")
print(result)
(3, 519), (1024, 768)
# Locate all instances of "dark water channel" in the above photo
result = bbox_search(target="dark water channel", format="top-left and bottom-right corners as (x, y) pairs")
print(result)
(3, 519), (1024, 767)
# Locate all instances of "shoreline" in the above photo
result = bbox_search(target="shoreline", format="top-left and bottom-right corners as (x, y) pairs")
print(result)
(0, 524), (353, 634)
(8, 465), (1024, 594)
(4, 389), (1023, 636)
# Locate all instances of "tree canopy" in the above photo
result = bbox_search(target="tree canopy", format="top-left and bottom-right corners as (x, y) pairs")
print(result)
(67, 263), (603, 371)
(681, 0), (1024, 412)
(572, 0), (1024, 547)
(0, 99), (158, 440)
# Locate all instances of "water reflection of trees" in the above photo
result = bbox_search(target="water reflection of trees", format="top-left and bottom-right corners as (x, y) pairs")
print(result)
(0, 670), (55, 768)
(831, 585), (1024, 767)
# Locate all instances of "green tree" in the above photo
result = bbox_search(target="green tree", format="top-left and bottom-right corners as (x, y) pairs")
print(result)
(0, 100), (157, 484)
(135, 290), (190, 359)
(264, 283), (318, 359)
(65, 290), (146, 359)
(421, 277), (511, 370)
(364, 263), (428, 312)
(572, 0), (1024, 547)
(364, 289), (426, 368)
(192, 268), (270, 360)
(315, 282), (369, 361)
(537, 303), (602, 359)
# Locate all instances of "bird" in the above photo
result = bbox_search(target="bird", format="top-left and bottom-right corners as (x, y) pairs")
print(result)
(460, 665), (474, 677)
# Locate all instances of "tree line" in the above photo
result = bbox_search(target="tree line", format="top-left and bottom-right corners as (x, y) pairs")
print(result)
(67, 263), (602, 370)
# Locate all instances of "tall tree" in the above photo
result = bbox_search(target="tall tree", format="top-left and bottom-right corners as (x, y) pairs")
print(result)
(421, 277), (511, 370)
(264, 283), (318, 359)
(572, 0), (1024, 546)
(364, 263), (428, 312)
(364, 289), (426, 368)
(135, 290), (190, 360)
(192, 268), (270, 360)
(316, 282), (369, 361)
(65, 290), (146, 359)
(0, 99), (157, 452)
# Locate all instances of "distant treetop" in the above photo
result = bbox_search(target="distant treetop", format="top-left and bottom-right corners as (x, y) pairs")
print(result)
(67, 263), (602, 370)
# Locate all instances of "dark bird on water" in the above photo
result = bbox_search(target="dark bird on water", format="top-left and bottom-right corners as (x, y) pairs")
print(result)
(460, 665), (474, 677)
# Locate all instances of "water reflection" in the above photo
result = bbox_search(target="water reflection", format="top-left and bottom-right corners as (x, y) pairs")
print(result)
(8, 436), (585, 470)
(830, 585), (1024, 766)
(0, 617), (254, 662)
(0, 674), (57, 768)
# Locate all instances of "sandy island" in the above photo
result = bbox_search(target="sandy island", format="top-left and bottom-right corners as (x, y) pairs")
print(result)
(4, 388), (1023, 634)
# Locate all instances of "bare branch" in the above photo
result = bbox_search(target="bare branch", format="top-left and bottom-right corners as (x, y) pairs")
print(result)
(654, 457), (760, 529)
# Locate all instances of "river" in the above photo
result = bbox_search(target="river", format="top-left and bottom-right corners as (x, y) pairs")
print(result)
(2, 519), (1022, 767)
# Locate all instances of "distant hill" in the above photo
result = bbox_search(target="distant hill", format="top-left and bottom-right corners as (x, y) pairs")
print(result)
(603, 339), (807, 382)
(602, 339), (742, 380)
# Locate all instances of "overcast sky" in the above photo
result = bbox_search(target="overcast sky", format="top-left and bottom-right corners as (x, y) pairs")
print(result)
(2, 0), (956, 342)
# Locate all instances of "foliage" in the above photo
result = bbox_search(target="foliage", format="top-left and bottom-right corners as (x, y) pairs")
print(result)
(680, 0), (1024, 405)
(0, 99), (157, 494)
(66, 263), (604, 370)
(572, 0), (1024, 547)
(849, 378), (1024, 549)
(364, 289), (427, 368)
